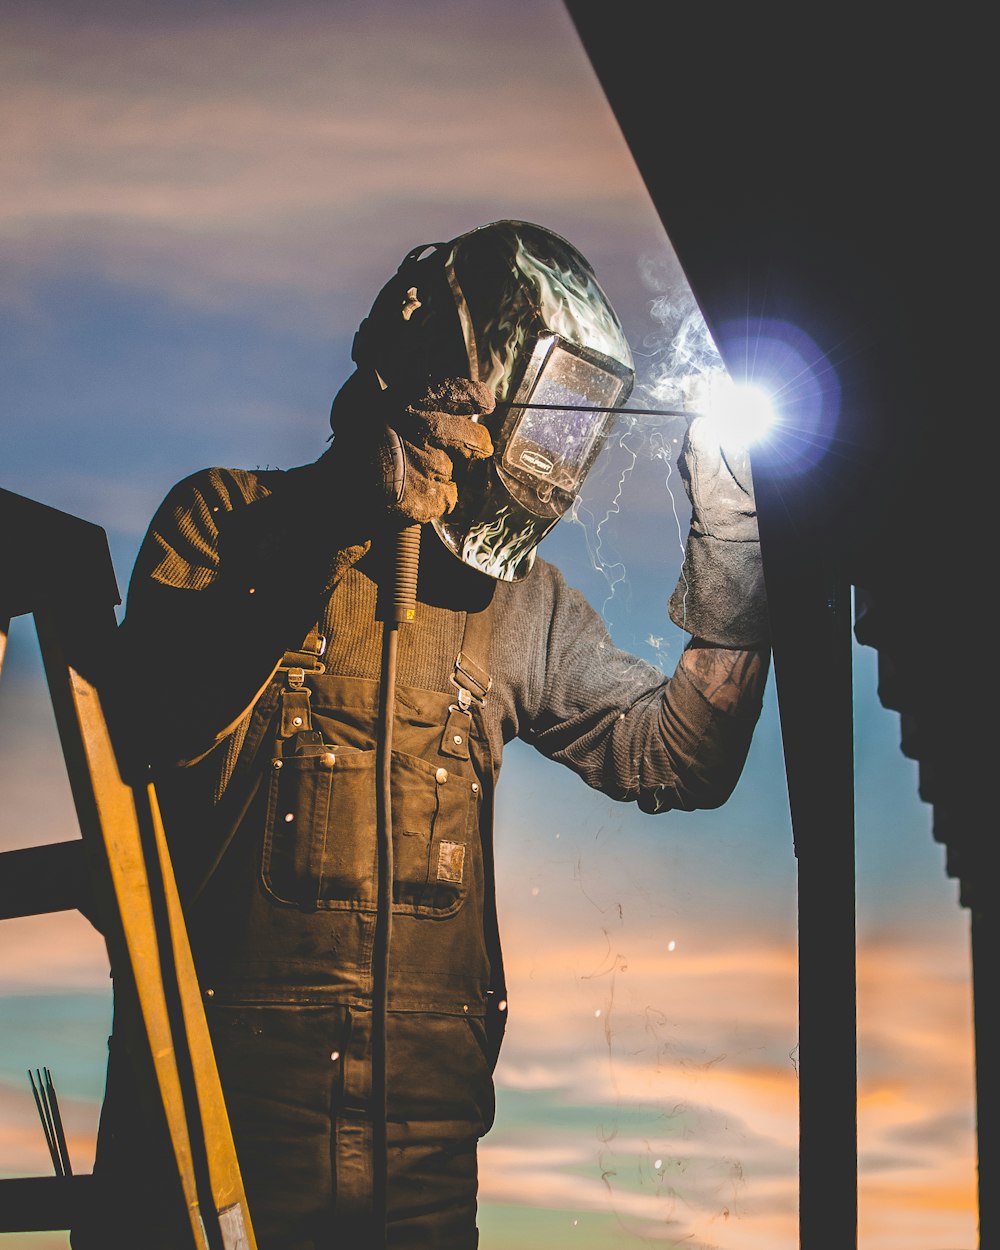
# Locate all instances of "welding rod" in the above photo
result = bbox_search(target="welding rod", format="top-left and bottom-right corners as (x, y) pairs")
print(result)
(501, 401), (698, 419)
(28, 1069), (61, 1175)
(45, 1067), (73, 1176)
(28, 1067), (72, 1176)
(29, 1069), (62, 1175)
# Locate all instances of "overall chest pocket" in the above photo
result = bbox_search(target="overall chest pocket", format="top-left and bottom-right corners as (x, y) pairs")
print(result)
(261, 743), (476, 916)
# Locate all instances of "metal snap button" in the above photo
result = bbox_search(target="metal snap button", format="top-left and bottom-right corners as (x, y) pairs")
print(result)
(435, 767), (448, 784)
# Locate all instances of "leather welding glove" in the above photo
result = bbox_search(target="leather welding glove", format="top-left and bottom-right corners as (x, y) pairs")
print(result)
(668, 415), (770, 647)
(377, 377), (496, 523)
(329, 375), (495, 528)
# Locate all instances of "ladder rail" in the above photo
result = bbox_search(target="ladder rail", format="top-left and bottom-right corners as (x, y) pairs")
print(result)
(0, 488), (256, 1250)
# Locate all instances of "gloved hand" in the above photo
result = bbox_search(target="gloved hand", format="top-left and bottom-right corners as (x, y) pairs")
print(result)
(668, 416), (769, 647)
(376, 378), (495, 524)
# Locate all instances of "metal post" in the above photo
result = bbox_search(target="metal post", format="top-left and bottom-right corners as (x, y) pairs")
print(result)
(756, 477), (857, 1249)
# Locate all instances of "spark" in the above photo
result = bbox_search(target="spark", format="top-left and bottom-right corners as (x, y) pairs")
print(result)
(592, 428), (638, 619)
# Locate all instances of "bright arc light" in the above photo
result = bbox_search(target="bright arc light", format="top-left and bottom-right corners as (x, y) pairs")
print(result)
(690, 373), (778, 445)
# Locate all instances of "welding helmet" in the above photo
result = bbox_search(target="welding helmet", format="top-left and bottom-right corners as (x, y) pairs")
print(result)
(350, 220), (635, 581)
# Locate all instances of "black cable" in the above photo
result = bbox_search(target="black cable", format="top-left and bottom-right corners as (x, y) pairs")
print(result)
(372, 521), (421, 1247)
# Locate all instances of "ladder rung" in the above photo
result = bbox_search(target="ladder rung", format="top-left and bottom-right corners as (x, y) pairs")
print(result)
(0, 1174), (97, 1232)
(0, 841), (93, 919)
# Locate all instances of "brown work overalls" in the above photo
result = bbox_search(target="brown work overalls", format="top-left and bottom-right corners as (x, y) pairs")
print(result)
(74, 596), (504, 1250)
(187, 601), (504, 1249)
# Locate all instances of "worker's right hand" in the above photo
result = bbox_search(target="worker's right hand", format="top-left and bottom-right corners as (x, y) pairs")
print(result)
(379, 378), (495, 523)
(667, 415), (769, 647)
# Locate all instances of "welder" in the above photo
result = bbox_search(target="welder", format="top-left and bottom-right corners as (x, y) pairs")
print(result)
(72, 220), (770, 1250)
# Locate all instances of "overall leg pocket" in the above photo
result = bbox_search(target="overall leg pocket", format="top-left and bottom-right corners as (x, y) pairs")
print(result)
(206, 1003), (349, 1248)
(387, 1011), (494, 1138)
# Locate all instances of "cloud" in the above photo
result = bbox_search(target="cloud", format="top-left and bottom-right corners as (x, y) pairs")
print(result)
(1, 0), (654, 331)
(486, 931), (802, 1243)
(856, 935), (977, 1106)
(479, 1090), (800, 1247)
(484, 923), (977, 1245)
(0, 913), (110, 995)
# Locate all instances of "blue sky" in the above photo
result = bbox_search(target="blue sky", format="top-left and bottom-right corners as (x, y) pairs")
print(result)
(0, 3), (977, 1247)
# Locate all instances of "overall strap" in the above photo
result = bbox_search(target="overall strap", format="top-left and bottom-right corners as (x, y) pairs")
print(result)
(439, 598), (494, 761)
(277, 623), (327, 676)
(275, 623), (326, 739)
(188, 625), (327, 902)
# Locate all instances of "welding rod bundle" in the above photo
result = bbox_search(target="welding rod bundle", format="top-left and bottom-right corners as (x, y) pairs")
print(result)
(28, 1067), (73, 1177)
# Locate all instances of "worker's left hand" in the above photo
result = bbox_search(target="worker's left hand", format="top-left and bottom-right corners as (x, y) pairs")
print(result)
(377, 378), (495, 525)
(668, 416), (769, 647)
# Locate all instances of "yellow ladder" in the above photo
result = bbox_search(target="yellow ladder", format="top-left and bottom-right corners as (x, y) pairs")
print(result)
(0, 486), (257, 1250)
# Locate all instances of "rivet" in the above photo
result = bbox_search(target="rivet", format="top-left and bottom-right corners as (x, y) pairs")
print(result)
(471, 782), (479, 794)
(497, 999), (507, 1012)
(322, 752), (336, 768)
(330, 1050), (340, 1062)
(272, 759), (283, 769)
(453, 734), (463, 745)
(205, 988), (215, 998)
(435, 767), (448, 784)
(292, 716), (303, 727)
(248, 587), (256, 595)
(462, 1004), (469, 1013)
(284, 812), (294, 823)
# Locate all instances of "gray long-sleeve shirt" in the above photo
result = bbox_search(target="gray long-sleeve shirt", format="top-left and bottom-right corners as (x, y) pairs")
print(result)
(116, 457), (768, 825)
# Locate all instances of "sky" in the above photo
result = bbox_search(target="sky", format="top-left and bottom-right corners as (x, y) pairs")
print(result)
(0, 3), (979, 1248)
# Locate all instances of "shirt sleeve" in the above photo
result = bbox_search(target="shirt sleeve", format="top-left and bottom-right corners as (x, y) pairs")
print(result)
(131, 466), (257, 590)
(114, 459), (370, 771)
(517, 561), (767, 813)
